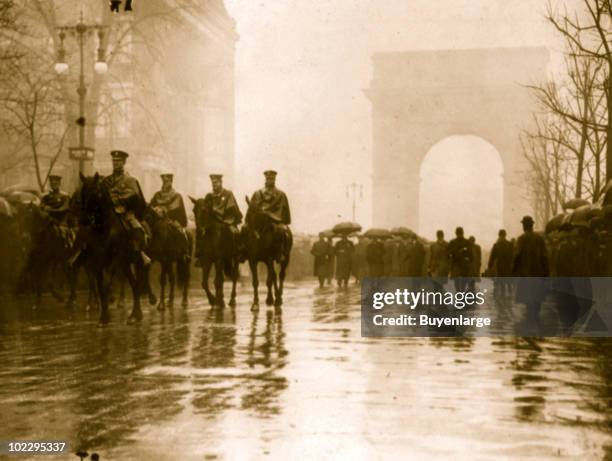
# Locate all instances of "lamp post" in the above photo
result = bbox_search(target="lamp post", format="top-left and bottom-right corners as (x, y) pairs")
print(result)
(346, 182), (363, 222)
(55, 12), (108, 177)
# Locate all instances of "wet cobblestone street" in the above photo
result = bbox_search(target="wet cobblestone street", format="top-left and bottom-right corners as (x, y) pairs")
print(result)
(0, 281), (611, 460)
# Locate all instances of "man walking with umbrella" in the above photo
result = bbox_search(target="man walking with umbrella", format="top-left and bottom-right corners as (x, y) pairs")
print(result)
(334, 234), (355, 287)
(331, 222), (360, 286)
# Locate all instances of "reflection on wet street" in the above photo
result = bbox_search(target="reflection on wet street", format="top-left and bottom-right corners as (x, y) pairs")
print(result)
(0, 282), (611, 460)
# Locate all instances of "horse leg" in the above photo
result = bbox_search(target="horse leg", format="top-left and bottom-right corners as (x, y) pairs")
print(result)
(249, 259), (259, 312)
(214, 260), (225, 309)
(158, 262), (166, 311)
(143, 263), (157, 306)
(32, 265), (43, 310)
(180, 259), (189, 307)
(167, 262), (175, 308)
(265, 260), (276, 306)
(275, 260), (288, 311)
(97, 270), (110, 325)
(201, 261), (216, 306)
(66, 264), (77, 309)
(50, 263), (65, 302)
(229, 259), (238, 308)
(87, 266), (99, 311)
(117, 274), (126, 309)
(126, 262), (142, 324)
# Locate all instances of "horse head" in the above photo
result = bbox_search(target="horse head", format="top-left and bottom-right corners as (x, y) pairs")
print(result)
(244, 195), (268, 233)
(189, 196), (208, 232)
(78, 172), (108, 228)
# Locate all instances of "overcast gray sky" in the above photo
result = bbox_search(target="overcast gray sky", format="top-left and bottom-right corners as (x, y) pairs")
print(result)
(225, 0), (565, 235)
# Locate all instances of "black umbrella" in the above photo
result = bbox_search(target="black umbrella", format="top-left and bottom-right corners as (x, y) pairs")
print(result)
(364, 228), (392, 239)
(390, 226), (416, 237)
(333, 221), (362, 235)
(563, 198), (590, 210)
(545, 213), (567, 234)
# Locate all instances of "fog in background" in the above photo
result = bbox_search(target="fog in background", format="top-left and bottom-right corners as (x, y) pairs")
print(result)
(225, 0), (564, 237)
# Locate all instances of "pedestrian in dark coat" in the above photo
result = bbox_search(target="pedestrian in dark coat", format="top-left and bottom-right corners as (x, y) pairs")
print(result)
(311, 233), (332, 287)
(448, 227), (472, 291)
(353, 235), (370, 282)
(488, 229), (514, 296)
(429, 230), (449, 290)
(384, 237), (400, 276)
(512, 216), (549, 330)
(367, 238), (385, 277)
(468, 236), (481, 292)
(334, 235), (354, 287)
(325, 236), (334, 284)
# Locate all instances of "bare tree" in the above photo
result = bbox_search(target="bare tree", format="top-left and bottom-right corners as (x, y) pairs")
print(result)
(522, 116), (574, 223)
(546, 0), (612, 182)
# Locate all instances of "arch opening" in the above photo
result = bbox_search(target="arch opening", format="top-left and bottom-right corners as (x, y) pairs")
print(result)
(418, 135), (503, 247)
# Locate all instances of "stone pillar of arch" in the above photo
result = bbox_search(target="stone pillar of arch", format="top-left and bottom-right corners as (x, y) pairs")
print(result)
(365, 47), (549, 237)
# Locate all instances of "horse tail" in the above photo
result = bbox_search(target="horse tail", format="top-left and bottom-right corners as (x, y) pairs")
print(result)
(177, 258), (190, 288)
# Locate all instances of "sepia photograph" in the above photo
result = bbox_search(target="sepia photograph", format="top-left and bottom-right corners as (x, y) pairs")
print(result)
(0, 0), (611, 459)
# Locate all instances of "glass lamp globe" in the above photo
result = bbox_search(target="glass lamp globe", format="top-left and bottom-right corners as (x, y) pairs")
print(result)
(94, 61), (108, 75)
(54, 62), (69, 74)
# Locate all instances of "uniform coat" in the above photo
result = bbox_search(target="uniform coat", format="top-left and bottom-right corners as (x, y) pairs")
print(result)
(203, 188), (242, 226)
(150, 188), (188, 227)
(250, 186), (291, 224)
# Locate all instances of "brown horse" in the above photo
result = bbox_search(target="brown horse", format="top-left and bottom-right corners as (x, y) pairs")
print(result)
(77, 173), (154, 325)
(242, 196), (292, 313)
(146, 207), (191, 309)
(190, 197), (239, 309)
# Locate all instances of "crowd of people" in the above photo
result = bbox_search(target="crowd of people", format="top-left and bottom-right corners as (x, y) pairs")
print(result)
(310, 216), (555, 295)
(311, 226), (487, 289)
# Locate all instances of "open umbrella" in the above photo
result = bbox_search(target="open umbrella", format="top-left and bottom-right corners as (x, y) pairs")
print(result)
(0, 184), (40, 195)
(390, 226), (416, 237)
(0, 197), (13, 217)
(364, 228), (392, 239)
(6, 190), (40, 205)
(563, 198), (590, 210)
(332, 221), (362, 235)
(569, 204), (600, 227)
(319, 229), (335, 238)
(545, 213), (567, 234)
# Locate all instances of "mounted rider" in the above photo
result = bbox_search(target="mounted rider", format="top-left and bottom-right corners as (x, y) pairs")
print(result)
(196, 174), (242, 264)
(101, 150), (150, 265)
(247, 170), (291, 260)
(39, 174), (75, 248)
(149, 173), (191, 258)
(250, 170), (291, 228)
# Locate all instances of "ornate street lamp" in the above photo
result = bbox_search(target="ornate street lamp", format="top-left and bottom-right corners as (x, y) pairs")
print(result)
(55, 12), (108, 175)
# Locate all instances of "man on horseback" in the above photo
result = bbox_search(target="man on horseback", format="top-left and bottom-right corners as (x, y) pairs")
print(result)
(250, 170), (291, 229)
(204, 174), (242, 231)
(195, 174), (242, 264)
(39, 174), (74, 249)
(243, 170), (293, 311)
(101, 150), (150, 265)
(247, 170), (291, 261)
(149, 173), (191, 260)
